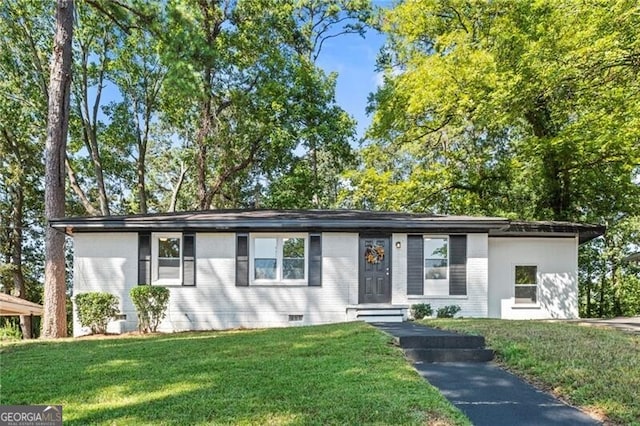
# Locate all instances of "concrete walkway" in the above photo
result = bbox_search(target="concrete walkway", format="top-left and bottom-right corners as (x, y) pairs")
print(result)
(374, 322), (601, 426)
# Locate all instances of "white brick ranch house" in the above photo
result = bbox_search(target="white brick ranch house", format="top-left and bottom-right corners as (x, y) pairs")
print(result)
(49, 210), (604, 336)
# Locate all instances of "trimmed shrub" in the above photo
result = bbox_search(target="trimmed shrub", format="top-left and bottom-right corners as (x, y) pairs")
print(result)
(75, 292), (119, 334)
(130, 286), (170, 333)
(436, 305), (461, 318)
(411, 303), (433, 320)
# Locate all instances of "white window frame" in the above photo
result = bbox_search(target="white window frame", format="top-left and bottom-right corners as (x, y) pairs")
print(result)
(151, 232), (182, 286)
(423, 235), (450, 296)
(250, 233), (308, 285)
(513, 264), (538, 305)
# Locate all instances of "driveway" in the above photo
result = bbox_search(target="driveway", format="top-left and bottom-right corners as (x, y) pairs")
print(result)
(569, 316), (640, 334)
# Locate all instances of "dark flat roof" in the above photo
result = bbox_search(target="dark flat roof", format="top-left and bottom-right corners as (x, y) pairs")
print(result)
(49, 209), (604, 243)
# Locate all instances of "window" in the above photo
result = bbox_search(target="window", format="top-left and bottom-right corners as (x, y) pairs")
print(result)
(515, 265), (537, 304)
(424, 237), (448, 280)
(158, 236), (181, 280)
(140, 233), (195, 286)
(251, 235), (307, 284)
(408, 235), (466, 297)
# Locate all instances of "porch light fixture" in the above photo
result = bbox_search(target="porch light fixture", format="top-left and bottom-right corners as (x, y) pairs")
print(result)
(395, 241), (401, 249)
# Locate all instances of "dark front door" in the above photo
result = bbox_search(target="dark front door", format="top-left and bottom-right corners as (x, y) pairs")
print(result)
(359, 235), (391, 304)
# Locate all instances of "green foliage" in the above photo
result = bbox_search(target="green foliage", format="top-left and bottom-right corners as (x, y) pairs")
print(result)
(129, 286), (170, 333)
(579, 217), (640, 318)
(0, 323), (469, 425)
(436, 305), (461, 318)
(0, 318), (22, 341)
(411, 303), (432, 320)
(424, 319), (640, 425)
(352, 0), (640, 221)
(75, 292), (119, 334)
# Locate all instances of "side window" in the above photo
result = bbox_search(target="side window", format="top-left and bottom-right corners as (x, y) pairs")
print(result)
(515, 265), (537, 304)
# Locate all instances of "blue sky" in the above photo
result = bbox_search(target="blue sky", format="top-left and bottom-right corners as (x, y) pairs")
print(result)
(316, 28), (387, 142)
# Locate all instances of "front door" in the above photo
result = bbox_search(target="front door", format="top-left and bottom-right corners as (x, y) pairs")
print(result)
(359, 235), (391, 304)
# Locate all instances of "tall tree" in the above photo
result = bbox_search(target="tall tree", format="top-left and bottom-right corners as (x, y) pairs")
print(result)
(42, 0), (73, 338)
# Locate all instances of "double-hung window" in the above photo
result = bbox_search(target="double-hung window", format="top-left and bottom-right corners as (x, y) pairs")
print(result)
(252, 235), (307, 284)
(424, 237), (449, 280)
(407, 235), (466, 296)
(514, 265), (537, 304)
(152, 233), (182, 285)
(423, 236), (450, 296)
(141, 232), (195, 286)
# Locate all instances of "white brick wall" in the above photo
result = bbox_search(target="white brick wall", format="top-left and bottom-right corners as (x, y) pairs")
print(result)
(72, 232), (360, 334)
(392, 233), (489, 318)
(71, 230), (580, 334)
(488, 237), (579, 319)
(72, 233), (138, 336)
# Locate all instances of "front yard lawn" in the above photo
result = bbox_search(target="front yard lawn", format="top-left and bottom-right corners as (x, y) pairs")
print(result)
(422, 319), (640, 425)
(0, 322), (468, 425)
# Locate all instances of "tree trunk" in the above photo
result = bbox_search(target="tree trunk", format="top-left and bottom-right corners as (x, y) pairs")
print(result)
(11, 184), (31, 338)
(42, 0), (73, 339)
(585, 276), (592, 318)
(137, 121), (148, 214)
(598, 272), (606, 318)
(169, 161), (187, 212)
(196, 96), (212, 210)
(611, 263), (622, 316)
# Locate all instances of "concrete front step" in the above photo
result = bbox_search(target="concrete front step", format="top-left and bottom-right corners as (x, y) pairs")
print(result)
(397, 334), (486, 349)
(404, 348), (495, 363)
(358, 314), (404, 323)
(357, 309), (406, 316)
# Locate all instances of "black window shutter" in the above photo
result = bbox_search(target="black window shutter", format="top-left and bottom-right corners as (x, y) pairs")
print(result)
(138, 233), (151, 285)
(449, 235), (467, 295)
(236, 233), (249, 286)
(407, 235), (424, 295)
(308, 233), (322, 286)
(183, 233), (196, 286)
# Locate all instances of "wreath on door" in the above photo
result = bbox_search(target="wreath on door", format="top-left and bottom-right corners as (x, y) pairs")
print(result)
(365, 244), (385, 264)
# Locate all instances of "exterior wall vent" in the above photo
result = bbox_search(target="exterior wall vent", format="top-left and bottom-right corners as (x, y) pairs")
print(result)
(288, 314), (303, 322)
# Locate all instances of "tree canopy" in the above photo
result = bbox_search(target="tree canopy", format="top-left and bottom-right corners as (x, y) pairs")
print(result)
(341, 0), (640, 316)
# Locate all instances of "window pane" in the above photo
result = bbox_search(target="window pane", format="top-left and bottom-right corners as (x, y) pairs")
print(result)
(158, 237), (180, 280)
(255, 259), (277, 279)
(424, 238), (448, 259)
(159, 238), (180, 258)
(425, 259), (448, 279)
(255, 238), (277, 258)
(255, 238), (277, 279)
(283, 259), (305, 279)
(424, 238), (448, 280)
(515, 266), (537, 285)
(515, 285), (537, 303)
(283, 238), (304, 258)
(283, 238), (305, 280)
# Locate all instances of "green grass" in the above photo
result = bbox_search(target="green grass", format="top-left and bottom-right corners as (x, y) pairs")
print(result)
(0, 322), (468, 425)
(421, 318), (640, 425)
